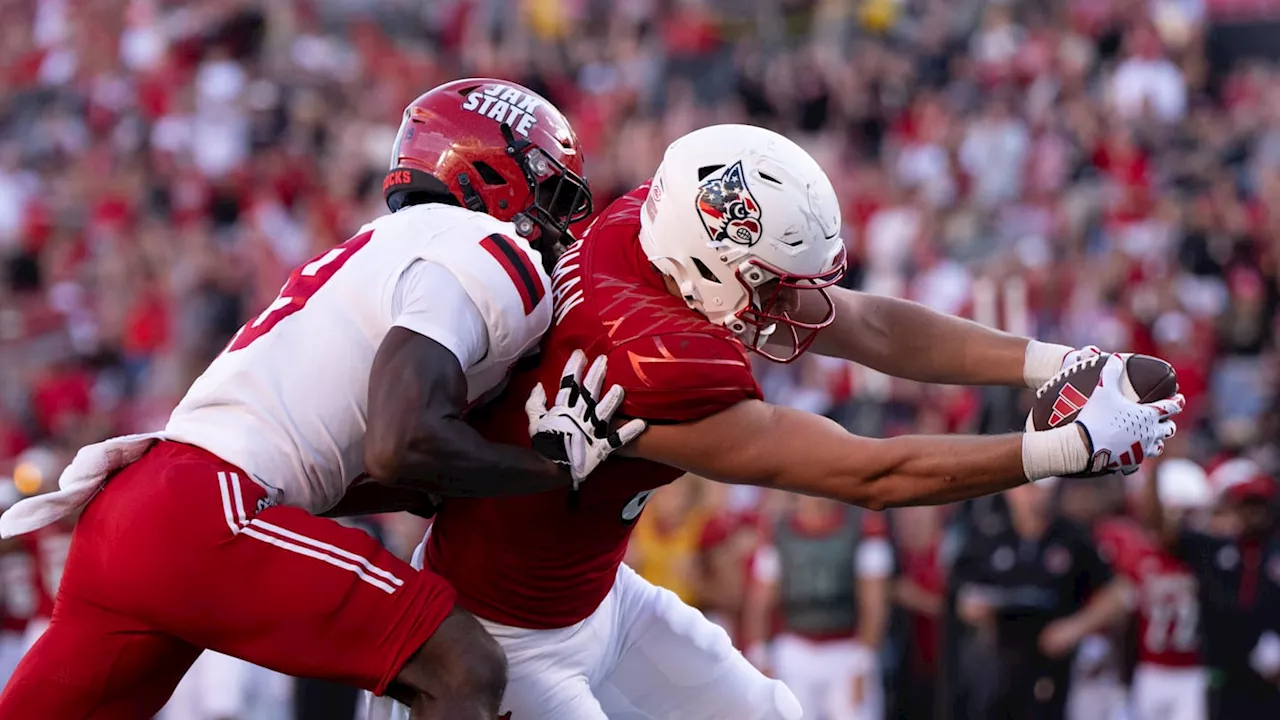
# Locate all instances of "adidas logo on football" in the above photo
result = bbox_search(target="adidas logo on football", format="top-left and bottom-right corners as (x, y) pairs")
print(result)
(1049, 384), (1090, 427)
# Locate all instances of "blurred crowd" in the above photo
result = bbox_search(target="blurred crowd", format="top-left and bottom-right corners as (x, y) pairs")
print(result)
(2, 0), (1280, 718)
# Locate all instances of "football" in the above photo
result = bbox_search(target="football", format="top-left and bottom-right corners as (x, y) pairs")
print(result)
(1027, 353), (1178, 476)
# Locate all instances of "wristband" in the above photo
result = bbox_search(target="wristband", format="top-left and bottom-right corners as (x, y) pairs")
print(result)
(1023, 340), (1076, 389)
(1022, 425), (1090, 481)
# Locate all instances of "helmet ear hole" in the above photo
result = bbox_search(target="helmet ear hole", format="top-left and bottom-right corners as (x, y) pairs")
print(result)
(472, 161), (507, 186)
(691, 258), (722, 284)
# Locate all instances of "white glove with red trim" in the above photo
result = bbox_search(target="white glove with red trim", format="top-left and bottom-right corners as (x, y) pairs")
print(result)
(1073, 354), (1184, 475)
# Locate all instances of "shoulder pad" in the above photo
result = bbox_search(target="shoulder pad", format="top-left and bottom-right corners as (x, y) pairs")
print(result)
(412, 209), (552, 365)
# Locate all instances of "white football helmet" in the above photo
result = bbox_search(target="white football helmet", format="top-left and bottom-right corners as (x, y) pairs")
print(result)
(1157, 458), (1212, 510)
(639, 124), (846, 362)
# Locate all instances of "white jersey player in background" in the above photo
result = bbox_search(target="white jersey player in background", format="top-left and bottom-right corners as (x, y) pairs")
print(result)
(0, 78), (640, 720)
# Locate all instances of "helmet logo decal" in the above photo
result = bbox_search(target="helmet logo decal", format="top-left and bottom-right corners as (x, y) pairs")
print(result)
(461, 84), (540, 136)
(696, 161), (762, 246)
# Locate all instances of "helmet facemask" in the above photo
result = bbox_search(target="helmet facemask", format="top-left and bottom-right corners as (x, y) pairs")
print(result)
(727, 247), (846, 363)
(501, 123), (592, 247)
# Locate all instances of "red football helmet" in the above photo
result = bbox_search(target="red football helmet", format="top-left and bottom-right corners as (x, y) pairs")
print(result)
(384, 78), (592, 246)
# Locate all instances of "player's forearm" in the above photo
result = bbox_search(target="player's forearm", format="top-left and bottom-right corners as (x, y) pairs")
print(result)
(637, 402), (1087, 510)
(365, 328), (572, 496)
(369, 417), (569, 497)
(1068, 581), (1130, 637)
(856, 576), (890, 649)
(788, 426), (1089, 510)
(830, 434), (1030, 509)
(323, 481), (438, 518)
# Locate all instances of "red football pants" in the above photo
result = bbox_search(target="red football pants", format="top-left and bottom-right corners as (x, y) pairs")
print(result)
(0, 441), (456, 719)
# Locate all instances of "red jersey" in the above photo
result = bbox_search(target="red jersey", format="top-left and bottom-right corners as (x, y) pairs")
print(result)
(426, 184), (762, 628)
(1095, 518), (1200, 668)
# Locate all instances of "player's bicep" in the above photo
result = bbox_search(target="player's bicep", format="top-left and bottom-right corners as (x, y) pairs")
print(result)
(391, 260), (489, 370)
(365, 326), (469, 480)
(627, 399), (890, 504)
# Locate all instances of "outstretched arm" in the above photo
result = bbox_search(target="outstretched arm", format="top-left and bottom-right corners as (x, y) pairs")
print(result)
(796, 287), (1076, 388)
(628, 357), (1182, 509)
(628, 399), (1063, 510)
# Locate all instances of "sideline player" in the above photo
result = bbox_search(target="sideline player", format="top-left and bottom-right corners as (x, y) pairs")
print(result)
(742, 496), (892, 720)
(1096, 460), (1210, 720)
(1142, 457), (1280, 720)
(0, 78), (640, 720)
(378, 123), (1184, 720)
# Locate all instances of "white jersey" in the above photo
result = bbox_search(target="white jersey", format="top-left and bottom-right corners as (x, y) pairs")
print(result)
(164, 203), (552, 514)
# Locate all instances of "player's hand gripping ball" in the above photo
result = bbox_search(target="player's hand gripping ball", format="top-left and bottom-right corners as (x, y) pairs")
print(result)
(526, 350), (648, 486)
(1028, 353), (1182, 477)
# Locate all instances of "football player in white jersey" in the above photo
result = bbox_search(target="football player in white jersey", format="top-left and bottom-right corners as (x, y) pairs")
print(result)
(0, 78), (641, 720)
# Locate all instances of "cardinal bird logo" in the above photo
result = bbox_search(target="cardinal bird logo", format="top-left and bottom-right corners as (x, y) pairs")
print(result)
(695, 161), (763, 247)
(498, 713), (512, 720)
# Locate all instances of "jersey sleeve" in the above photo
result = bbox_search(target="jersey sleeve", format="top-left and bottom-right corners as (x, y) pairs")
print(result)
(422, 219), (553, 367)
(605, 332), (761, 423)
(391, 260), (490, 370)
(856, 537), (894, 579)
(856, 511), (894, 578)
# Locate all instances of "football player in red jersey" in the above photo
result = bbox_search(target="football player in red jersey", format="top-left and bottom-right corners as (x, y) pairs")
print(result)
(1142, 457), (1280, 719)
(1097, 460), (1210, 720)
(372, 123), (1184, 720)
(0, 79), (640, 720)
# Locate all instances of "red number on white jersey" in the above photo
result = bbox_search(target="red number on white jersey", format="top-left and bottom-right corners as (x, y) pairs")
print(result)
(225, 230), (375, 353)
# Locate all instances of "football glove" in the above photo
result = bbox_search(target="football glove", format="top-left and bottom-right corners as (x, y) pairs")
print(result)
(526, 350), (648, 486)
(1074, 354), (1184, 475)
